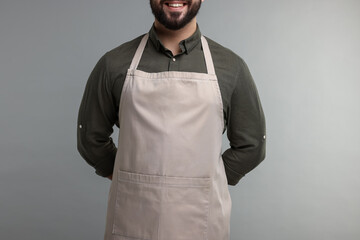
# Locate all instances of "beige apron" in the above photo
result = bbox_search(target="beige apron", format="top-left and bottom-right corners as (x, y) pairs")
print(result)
(104, 33), (232, 240)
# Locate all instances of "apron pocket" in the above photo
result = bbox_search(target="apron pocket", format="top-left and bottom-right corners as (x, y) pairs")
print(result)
(159, 176), (211, 240)
(112, 170), (162, 240)
(112, 170), (211, 240)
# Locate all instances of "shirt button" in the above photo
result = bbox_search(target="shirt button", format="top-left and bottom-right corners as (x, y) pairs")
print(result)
(263, 135), (266, 140)
(172, 58), (176, 62)
(79, 125), (82, 129)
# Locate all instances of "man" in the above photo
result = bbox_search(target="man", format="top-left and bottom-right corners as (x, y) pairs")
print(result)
(77, 0), (266, 239)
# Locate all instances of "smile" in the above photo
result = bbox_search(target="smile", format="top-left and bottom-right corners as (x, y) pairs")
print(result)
(164, 1), (188, 9)
(169, 3), (184, 7)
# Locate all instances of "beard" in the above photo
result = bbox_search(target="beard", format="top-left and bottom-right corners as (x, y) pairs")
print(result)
(150, 0), (202, 30)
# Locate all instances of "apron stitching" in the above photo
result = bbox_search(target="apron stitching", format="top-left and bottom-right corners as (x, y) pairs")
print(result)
(130, 72), (217, 80)
(117, 178), (210, 188)
(212, 77), (225, 131)
(113, 232), (151, 240)
(203, 185), (212, 240)
(157, 184), (163, 240)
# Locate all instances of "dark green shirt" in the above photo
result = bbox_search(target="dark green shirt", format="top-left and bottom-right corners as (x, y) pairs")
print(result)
(77, 24), (266, 186)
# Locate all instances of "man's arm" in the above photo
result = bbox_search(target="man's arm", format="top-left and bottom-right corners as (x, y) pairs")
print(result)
(77, 53), (117, 178)
(222, 58), (266, 186)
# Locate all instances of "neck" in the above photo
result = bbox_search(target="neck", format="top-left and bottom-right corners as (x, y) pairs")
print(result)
(154, 18), (197, 55)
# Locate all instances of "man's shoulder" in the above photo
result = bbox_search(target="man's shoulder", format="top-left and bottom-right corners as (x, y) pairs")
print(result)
(97, 34), (144, 77)
(101, 34), (145, 72)
(106, 34), (145, 59)
(204, 36), (245, 70)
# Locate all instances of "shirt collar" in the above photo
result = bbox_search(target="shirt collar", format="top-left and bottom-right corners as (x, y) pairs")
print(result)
(148, 23), (202, 55)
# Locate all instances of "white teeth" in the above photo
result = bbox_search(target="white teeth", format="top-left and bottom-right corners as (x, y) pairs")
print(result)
(168, 3), (184, 7)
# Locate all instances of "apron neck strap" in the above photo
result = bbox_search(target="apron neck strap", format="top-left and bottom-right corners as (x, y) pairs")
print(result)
(200, 35), (216, 75)
(129, 33), (216, 75)
(129, 34), (149, 70)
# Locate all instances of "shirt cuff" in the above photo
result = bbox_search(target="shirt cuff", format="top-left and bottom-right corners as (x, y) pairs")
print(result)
(223, 160), (244, 186)
(94, 158), (115, 178)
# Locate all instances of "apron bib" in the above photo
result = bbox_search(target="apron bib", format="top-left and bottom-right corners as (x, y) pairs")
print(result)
(104, 34), (232, 240)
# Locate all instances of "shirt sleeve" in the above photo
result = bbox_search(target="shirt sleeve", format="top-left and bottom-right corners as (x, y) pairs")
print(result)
(222, 58), (266, 186)
(77, 53), (118, 177)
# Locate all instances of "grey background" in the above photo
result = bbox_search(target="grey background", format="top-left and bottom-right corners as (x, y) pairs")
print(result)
(1, 0), (359, 239)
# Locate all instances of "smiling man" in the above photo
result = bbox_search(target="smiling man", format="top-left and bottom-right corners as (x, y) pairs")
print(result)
(77, 1), (266, 239)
